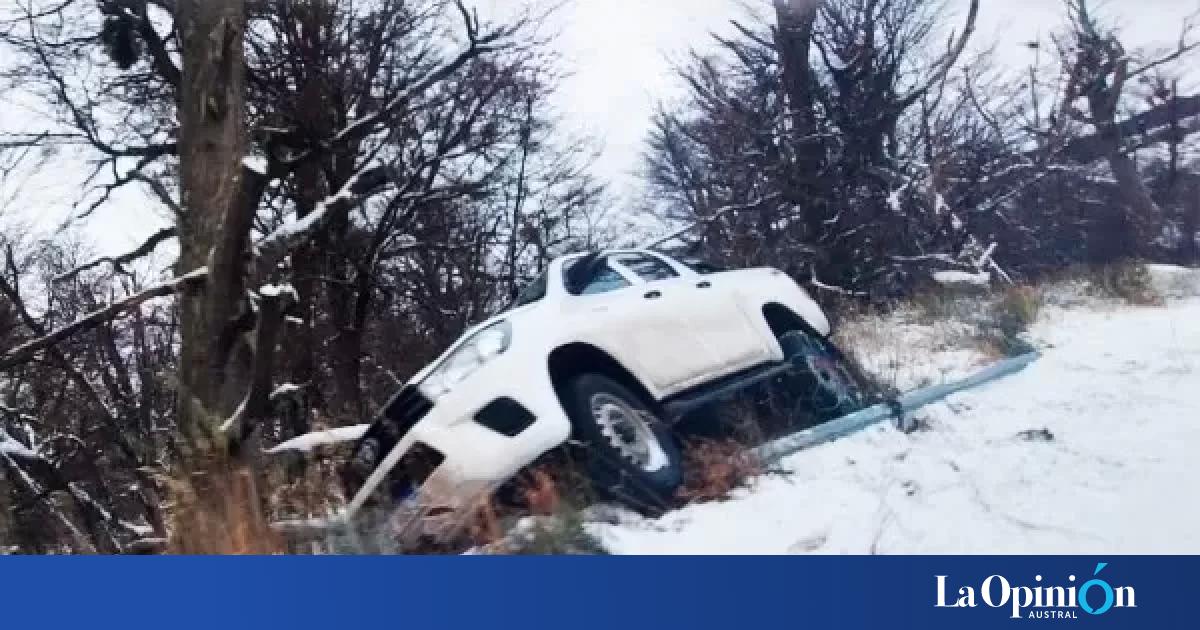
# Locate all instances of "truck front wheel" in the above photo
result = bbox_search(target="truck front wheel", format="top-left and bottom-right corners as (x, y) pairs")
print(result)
(564, 373), (683, 514)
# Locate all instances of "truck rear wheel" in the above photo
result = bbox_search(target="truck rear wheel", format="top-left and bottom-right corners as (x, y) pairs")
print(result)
(777, 329), (867, 419)
(563, 373), (683, 514)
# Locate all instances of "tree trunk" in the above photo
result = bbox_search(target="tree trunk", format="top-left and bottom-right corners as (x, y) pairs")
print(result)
(175, 0), (248, 451)
(283, 159), (325, 436)
(1088, 92), (1163, 256)
(774, 0), (823, 178)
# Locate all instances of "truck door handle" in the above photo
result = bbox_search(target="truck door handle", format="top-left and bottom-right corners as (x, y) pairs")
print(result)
(696, 281), (712, 289)
(644, 290), (662, 300)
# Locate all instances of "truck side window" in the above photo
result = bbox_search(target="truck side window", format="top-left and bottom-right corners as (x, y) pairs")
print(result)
(581, 264), (631, 295)
(616, 253), (679, 282)
(564, 256), (632, 295)
(680, 258), (726, 275)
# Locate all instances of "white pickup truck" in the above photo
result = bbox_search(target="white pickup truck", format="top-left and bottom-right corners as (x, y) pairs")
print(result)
(341, 249), (864, 521)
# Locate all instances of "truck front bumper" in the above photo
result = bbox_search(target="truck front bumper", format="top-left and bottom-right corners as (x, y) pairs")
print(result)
(343, 356), (571, 523)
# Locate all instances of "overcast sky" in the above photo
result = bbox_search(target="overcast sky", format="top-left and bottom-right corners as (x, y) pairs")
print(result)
(4, 0), (1197, 257)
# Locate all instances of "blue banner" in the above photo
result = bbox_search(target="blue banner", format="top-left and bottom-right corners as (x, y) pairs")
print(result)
(0, 556), (1191, 629)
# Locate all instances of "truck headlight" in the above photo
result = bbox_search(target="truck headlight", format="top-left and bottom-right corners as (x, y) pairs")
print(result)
(418, 321), (512, 399)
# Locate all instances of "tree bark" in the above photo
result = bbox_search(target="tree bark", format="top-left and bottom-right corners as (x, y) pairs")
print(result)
(773, 0), (822, 171)
(175, 0), (248, 452)
(1087, 90), (1164, 255)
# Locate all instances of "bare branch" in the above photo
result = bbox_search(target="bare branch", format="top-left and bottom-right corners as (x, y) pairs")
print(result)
(53, 227), (178, 283)
(641, 193), (782, 249)
(898, 0), (979, 109)
(327, 4), (512, 146)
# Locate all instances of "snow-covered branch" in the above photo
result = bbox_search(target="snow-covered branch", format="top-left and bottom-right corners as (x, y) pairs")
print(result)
(811, 274), (868, 297)
(0, 267), (207, 370)
(0, 427), (38, 461)
(254, 167), (386, 268)
(265, 425), (369, 455)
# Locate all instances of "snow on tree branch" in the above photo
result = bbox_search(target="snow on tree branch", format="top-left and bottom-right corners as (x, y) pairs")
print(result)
(254, 170), (373, 267)
(264, 425), (369, 455)
(0, 427), (37, 460)
(0, 267), (207, 370)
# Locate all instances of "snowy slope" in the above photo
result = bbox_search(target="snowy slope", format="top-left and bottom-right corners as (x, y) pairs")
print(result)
(591, 292), (1200, 554)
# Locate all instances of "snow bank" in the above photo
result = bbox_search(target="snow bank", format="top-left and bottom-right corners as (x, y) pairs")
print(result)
(1145, 264), (1200, 299)
(592, 298), (1200, 554)
(265, 425), (369, 454)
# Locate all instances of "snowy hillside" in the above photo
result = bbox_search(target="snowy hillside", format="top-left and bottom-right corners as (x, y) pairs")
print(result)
(589, 271), (1200, 554)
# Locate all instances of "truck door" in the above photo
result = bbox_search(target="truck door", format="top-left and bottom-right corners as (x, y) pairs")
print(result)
(564, 254), (715, 394)
(676, 263), (777, 372)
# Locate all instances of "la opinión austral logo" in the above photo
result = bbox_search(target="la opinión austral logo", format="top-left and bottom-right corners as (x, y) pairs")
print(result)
(936, 562), (1135, 620)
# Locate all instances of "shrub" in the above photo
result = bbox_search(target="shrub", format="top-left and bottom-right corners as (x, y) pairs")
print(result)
(1086, 261), (1163, 306)
(501, 510), (610, 555)
(974, 286), (1042, 357)
(989, 285), (1042, 338)
(912, 290), (967, 324)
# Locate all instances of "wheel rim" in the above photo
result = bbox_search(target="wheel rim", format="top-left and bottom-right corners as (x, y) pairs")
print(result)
(785, 332), (865, 411)
(589, 393), (670, 473)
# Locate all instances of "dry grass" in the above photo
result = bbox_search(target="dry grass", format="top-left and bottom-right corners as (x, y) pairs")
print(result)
(990, 285), (1043, 334)
(475, 469), (609, 555)
(1082, 261), (1164, 306)
(166, 461), (285, 554)
(676, 438), (763, 503)
(520, 468), (564, 516)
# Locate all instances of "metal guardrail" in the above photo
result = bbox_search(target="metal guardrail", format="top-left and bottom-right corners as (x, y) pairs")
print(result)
(752, 351), (1041, 464)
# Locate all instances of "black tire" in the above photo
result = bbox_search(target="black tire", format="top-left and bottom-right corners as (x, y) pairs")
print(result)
(563, 373), (683, 514)
(776, 329), (868, 420)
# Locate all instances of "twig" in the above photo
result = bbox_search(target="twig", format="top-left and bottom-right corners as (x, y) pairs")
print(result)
(642, 193), (782, 249)
(53, 227), (178, 283)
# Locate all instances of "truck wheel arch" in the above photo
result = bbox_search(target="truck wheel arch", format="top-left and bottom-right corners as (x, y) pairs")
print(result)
(762, 302), (823, 340)
(547, 343), (662, 421)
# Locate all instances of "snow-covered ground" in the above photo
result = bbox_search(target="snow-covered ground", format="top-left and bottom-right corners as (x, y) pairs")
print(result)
(591, 269), (1200, 554)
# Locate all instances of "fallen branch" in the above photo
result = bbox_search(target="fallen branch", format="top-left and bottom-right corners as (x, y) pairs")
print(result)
(0, 450), (98, 553)
(811, 274), (869, 297)
(265, 424), (369, 455)
(0, 267), (207, 370)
